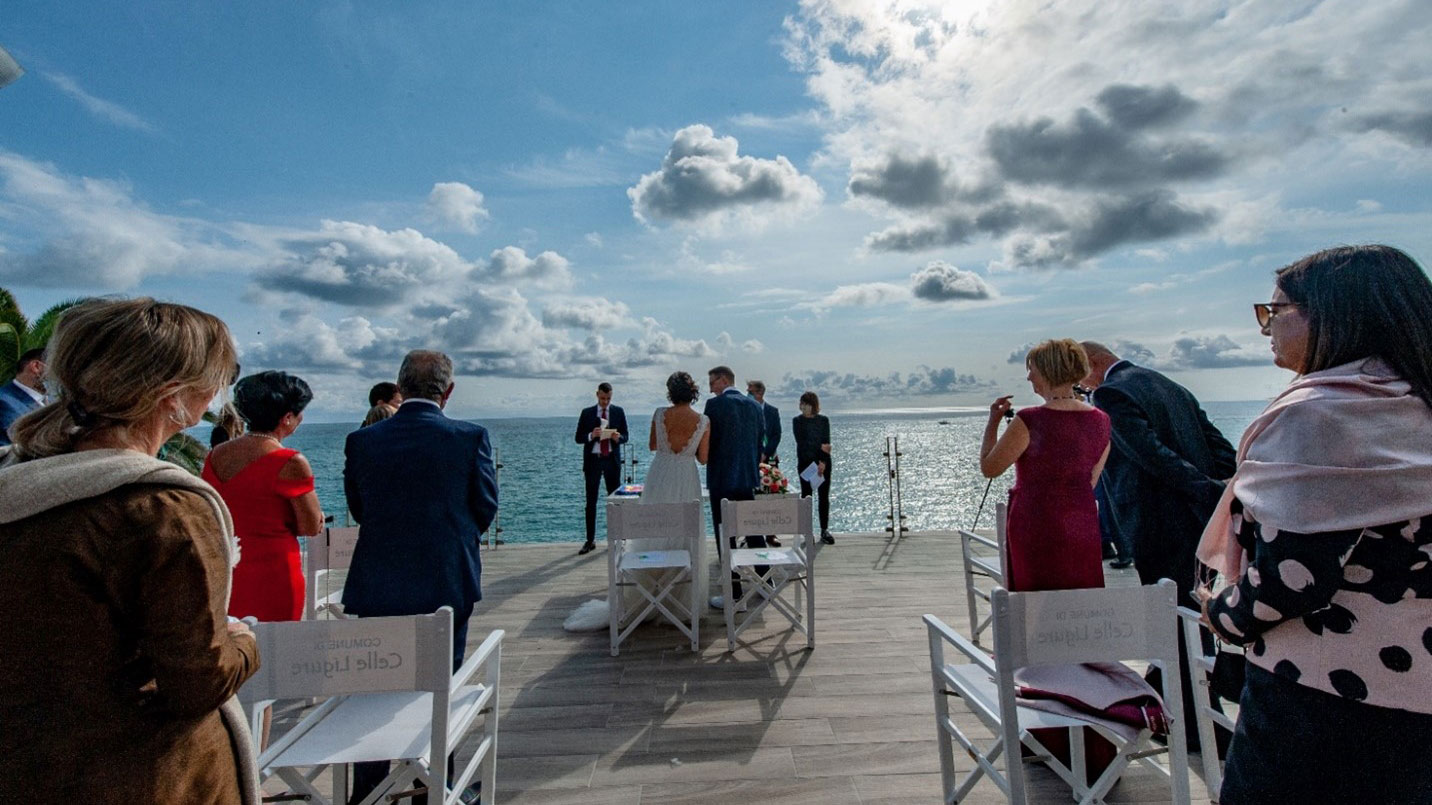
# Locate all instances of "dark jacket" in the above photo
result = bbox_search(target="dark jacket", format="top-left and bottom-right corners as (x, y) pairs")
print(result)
(342, 401), (499, 617)
(792, 413), (831, 473)
(758, 401), (781, 459)
(1092, 362), (1236, 591)
(703, 388), (762, 497)
(574, 404), (629, 471)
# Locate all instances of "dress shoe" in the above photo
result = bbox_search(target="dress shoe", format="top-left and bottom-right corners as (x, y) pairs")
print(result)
(1102, 544), (1118, 560)
(766, 537), (782, 547)
(578, 540), (596, 555)
(820, 530), (835, 545)
(1109, 557), (1134, 569)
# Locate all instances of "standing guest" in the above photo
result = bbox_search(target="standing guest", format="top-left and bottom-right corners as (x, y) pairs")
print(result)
(0, 346), (46, 445)
(1080, 339), (1236, 752)
(1200, 245), (1432, 803)
(574, 381), (629, 555)
(981, 339), (1111, 592)
(343, 349), (497, 804)
(361, 380), (402, 427)
(746, 379), (781, 464)
(793, 391), (836, 545)
(703, 365), (764, 610)
(0, 298), (260, 804)
(202, 371), (323, 623)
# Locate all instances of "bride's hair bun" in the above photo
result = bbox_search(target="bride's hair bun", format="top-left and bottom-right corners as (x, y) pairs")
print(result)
(666, 371), (699, 405)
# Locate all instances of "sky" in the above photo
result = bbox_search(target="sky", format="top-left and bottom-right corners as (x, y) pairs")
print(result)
(2, 1), (1430, 421)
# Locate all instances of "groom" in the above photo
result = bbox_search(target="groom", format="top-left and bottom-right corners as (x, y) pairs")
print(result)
(703, 365), (764, 608)
(575, 381), (629, 555)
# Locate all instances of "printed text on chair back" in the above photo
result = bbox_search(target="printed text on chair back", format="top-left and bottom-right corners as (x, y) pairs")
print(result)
(323, 526), (360, 570)
(724, 496), (813, 539)
(242, 608), (452, 701)
(607, 500), (702, 542)
(995, 580), (1178, 669)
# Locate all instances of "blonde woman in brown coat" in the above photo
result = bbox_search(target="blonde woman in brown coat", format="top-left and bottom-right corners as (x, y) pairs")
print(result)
(0, 298), (261, 805)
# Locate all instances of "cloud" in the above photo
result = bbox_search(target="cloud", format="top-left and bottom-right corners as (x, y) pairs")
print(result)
(42, 72), (158, 133)
(742, 339), (765, 354)
(803, 281), (910, 312)
(864, 215), (975, 252)
(847, 152), (955, 209)
(261, 220), (470, 307)
(426, 182), (489, 233)
(1006, 343), (1035, 364)
(1162, 334), (1268, 369)
(1094, 84), (1198, 131)
(910, 261), (994, 301)
(474, 245), (573, 290)
(627, 124), (822, 227)
(772, 365), (995, 400)
(242, 313), (403, 373)
(0, 152), (251, 288)
(1000, 191), (1218, 269)
(542, 298), (631, 331)
(584, 232), (604, 248)
(1353, 110), (1432, 147)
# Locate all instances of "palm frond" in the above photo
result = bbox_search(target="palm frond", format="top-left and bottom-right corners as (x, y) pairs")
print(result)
(158, 432), (208, 476)
(26, 298), (87, 351)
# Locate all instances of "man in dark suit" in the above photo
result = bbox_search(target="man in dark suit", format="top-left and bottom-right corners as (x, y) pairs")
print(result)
(1081, 340), (1236, 751)
(0, 348), (45, 446)
(704, 365), (764, 608)
(574, 381), (629, 555)
(343, 350), (497, 804)
(746, 380), (781, 464)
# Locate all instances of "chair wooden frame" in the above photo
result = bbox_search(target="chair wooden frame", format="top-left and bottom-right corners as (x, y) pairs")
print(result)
(605, 499), (703, 656)
(305, 524), (360, 620)
(1177, 606), (1238, 802)
(925, 580), (1190, 804)
(958, 502), (1007, 646)
(719, 496), (815, 653)
(239, 608), (502, 805)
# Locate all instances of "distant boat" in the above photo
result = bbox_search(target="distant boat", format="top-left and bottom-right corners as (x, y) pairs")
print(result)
(937, 419), (952, 425)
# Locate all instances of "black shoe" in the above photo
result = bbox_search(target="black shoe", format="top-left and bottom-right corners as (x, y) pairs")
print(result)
(1102, 544), (1118, 560)
(820, 530), (835, 545)
(1109, 557), (1134, 569)
(767, 537), (782, 547)
(578, 540), (596, 555)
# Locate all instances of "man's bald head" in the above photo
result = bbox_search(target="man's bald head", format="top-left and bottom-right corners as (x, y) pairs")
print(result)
(1079, 341), (1121, 390)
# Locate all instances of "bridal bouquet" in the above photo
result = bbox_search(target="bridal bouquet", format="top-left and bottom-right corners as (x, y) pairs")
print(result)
(756, 462), (791, 495)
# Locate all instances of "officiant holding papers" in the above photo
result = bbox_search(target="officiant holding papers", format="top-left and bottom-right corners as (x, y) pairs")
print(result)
(793, 391), (835, 545)
(576, 381), (629, 555)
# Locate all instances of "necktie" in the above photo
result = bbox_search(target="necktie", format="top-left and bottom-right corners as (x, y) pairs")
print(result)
(599, 408), (610, 457)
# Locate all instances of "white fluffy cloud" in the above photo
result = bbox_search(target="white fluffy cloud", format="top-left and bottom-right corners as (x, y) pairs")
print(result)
(771, 366), (994, 401)
(542, 297), (631, 331)
(910, 261), (994, 301)
(262, 220), (470, 307)
(474, 246), (573, 289)
(426, 182), (489, 233)
(628, 124), (823, 228)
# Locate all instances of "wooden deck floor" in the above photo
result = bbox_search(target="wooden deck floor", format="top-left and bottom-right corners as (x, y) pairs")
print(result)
(279, 532), (1216, 804)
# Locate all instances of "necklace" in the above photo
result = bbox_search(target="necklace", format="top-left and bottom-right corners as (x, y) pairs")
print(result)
(245, 431), (281, 442)
(1045, 395), (1078, 401)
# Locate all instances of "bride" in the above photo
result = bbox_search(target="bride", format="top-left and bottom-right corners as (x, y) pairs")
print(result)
(563, 371), (710, 631)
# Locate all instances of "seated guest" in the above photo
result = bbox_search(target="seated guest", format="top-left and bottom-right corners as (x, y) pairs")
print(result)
(203, 370), (324, 622)
(362, 380), (402, 427)
(1201, 245), (1432, 803)
(981, 339), (1111, 592)
(0, 297), (260, 803)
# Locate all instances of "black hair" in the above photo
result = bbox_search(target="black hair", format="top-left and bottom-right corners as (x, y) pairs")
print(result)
(234, 370), (313, 432)
(799, 390), (820, 415)
(1276, 244), (1432, 408)
(707, 365), (735, 383)
(665, 371), (699, 405)
(16, 347), (44, 369)
(368, 381), (399, 407)
(597, 381), (612, 393)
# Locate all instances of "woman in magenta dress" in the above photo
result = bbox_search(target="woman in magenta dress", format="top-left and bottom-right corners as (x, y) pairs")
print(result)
(201, 371), (323, 622)
(981, 338), (1110, 592)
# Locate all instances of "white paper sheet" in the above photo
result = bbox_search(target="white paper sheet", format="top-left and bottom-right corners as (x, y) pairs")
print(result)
(800, 462), (825, 491)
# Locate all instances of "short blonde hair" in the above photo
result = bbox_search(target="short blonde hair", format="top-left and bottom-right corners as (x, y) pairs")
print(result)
(10, 298), (237, 459)
(1025, 338), (1090, 387)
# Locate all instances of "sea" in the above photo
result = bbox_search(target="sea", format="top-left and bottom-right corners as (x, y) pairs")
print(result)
(221, 401), (1266, 544)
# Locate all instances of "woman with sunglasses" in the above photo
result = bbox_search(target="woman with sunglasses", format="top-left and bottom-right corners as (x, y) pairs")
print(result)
(1198, 245), (1432, 803)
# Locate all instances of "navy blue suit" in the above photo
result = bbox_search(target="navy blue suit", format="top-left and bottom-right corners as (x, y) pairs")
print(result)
(575, 404), (629, 542)
(704, 387), (763, 596)
(342, 401), (498, 627)
(0, 380), (40, 446)
(757, 400), (781, 462)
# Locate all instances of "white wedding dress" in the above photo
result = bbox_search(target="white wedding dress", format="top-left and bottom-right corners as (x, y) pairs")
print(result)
(562, 407), (709, 632)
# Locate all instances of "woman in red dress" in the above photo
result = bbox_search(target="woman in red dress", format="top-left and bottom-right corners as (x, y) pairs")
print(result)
(202, 371), (323, 622)
(981, 338), (1110, 591)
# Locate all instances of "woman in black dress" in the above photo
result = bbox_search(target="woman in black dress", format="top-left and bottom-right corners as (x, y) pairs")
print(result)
(792, 391), (835, 545)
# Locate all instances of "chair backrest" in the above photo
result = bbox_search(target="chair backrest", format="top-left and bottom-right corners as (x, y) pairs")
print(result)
(992, 579), (1180, 670)
(306, 525), (361, 619)
(720, 495), (814, 543)
(239, 606), (453, 704)
(606, 499), (703, 544)
(994, 501), (1008, 568)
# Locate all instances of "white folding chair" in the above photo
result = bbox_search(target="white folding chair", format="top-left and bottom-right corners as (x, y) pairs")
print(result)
(1177, 606), (1238, 802)
(305, 525), (360, 620)
(239, 608), (502, 805)
(605, 499), (703, 656)
(925, 580), (1190, 805)
(719, 496), (815, 653)
(958, 502), (1007, 646)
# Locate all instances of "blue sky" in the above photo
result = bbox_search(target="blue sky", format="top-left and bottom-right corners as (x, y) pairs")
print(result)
(3, 1), (1430, 420)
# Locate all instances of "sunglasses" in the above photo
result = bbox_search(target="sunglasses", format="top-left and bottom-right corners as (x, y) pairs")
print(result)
(1253, 302), (1298, 329)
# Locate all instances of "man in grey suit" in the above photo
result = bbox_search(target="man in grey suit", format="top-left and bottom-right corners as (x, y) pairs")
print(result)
(0, 349), (46, 446)
(704, 365), (764, 609)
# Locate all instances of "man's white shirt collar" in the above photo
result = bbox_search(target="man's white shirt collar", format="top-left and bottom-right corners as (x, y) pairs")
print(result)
(10, 379), (43, 404)
(400, 398), (441, 410)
